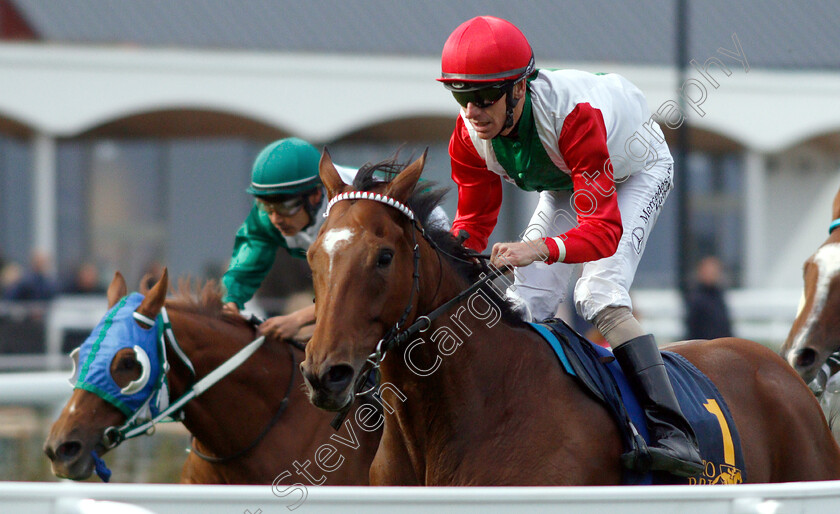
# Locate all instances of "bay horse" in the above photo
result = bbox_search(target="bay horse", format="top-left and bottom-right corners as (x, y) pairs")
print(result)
(781, 184), (840, 385)
(44, 269), (380, 485)
(300, 151), (840, 485)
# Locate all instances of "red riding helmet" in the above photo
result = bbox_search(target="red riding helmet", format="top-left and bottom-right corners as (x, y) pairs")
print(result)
(438, 16), (535, 88)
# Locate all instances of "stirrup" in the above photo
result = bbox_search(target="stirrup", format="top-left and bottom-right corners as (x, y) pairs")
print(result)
(620, 447), (652, 472)
(621, 441), (703, 477)
(647, 447), (704, 477)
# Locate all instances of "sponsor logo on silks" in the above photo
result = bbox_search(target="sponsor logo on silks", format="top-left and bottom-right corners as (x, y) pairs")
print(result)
(689, 461), (744, 485)
(632, 227), (645, 254)
(639, 175), (673, 224)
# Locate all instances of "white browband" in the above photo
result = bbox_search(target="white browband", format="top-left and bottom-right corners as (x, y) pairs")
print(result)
(324, 191), (415, 220)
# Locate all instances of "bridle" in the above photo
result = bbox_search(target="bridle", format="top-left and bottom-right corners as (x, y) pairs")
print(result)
(322, 190), (496, 425)
(101, 308), (298, 464)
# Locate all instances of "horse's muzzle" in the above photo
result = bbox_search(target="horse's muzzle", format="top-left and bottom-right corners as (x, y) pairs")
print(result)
(300, 361), (356, 411)
(789, 347), (821, 383)
(43, 436), (96, 480)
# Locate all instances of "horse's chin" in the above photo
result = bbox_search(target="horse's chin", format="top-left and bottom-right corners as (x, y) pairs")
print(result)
(307, 386), (355, 412)
(51, 455), (94, 481)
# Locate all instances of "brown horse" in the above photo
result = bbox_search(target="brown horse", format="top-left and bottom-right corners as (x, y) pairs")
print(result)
(781, 185), (840, 384)
(45, 270), (380, 485)
(300, 151), (840, 485)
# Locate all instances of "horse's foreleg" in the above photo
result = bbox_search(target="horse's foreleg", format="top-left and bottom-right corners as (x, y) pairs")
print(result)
(369, 428), (420, 485)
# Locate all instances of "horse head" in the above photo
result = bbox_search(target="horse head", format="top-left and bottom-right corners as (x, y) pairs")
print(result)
(301, 150), (430, 411)
(44, 269), (169, 480)
(782, 187), (840, 383)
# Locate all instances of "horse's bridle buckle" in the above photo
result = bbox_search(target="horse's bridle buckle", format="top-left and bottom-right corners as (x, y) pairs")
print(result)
(101, 426), (123, 450)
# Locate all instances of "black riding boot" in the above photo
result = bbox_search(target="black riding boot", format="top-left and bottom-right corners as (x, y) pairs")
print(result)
(613, 334), (704, 477)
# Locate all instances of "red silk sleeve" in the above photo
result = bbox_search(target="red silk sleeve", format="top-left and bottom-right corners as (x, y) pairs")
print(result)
(556, 103), (623, 263)
(449, 116), (502, 252)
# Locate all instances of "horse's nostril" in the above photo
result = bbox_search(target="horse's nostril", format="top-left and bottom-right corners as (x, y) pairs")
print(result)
(56, 441), (82, 461)
(794, 348), (817, 369)
(323, 364), (354, 393)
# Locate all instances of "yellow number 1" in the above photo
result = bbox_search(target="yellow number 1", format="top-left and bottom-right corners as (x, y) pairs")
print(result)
(703, 399), (735, 466)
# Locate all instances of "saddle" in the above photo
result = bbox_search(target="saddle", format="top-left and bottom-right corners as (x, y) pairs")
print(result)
(531, 318), (745, 485)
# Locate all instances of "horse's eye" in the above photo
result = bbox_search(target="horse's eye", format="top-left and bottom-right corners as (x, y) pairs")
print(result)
(121, 357), (138, 371)
(377, 249), (394, 268)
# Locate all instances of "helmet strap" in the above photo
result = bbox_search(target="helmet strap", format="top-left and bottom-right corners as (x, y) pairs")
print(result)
(493, 82), (520, 139)
(301, 187), (326, 230)
(503, 85), (519, 130)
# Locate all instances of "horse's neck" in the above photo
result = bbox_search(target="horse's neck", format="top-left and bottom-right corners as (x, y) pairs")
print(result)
(378, 247), (543, 478)
(164, 310), (282, 458)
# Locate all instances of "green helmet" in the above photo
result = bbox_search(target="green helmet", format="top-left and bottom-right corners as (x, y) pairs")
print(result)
(246, 138), (322, 197)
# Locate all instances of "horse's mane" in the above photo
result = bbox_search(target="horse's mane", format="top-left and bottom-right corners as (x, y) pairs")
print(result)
(162, 277), (253, 330)
(353, 158), (525, 326)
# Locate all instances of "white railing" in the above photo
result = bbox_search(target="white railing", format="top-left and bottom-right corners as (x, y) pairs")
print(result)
(2, 480), (840, 514)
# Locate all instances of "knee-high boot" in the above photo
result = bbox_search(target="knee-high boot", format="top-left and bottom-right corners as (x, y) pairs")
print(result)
(613, 334), (704, 477)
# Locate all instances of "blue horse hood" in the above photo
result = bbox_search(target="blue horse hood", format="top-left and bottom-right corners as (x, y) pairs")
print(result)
(74, 293), (163, 416)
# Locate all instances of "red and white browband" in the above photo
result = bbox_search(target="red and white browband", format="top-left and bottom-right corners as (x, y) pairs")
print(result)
(324, 191), (415, 220)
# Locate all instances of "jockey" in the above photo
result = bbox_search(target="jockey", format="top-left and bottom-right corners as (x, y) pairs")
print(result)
(223, 137), (448, 342)
(222, 137), (348, 341)
(438, 16), (702, 477)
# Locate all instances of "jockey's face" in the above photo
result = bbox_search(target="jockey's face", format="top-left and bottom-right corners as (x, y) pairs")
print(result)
(461, 81), (526, 140)
(265, 189), (322, 236)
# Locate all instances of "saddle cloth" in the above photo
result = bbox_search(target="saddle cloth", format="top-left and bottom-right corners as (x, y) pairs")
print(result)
(530, 319), (745, 485)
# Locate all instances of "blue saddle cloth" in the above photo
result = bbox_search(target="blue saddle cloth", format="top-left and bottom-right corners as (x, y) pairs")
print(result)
(530, 319), (745, 485)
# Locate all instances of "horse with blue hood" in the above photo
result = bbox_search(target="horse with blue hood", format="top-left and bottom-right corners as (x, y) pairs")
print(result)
(45, 269), (381, 484)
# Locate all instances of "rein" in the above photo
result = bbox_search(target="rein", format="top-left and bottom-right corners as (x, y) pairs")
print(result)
(102, 309), (270, 450)
(189, 339), (298, 463)
(324, 190), (498, 427)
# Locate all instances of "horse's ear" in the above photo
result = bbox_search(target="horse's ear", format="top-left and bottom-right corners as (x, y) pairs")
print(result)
(107, 271), (127, 309)
(385, 148), (426, 203)
(319, 148), (349, 200)
(136, 268), (168, 322)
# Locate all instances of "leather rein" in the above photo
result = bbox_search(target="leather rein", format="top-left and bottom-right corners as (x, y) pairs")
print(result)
(102, 310), (301, 464)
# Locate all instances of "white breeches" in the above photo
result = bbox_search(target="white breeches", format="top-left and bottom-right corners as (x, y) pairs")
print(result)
(507, 159), (674, 323)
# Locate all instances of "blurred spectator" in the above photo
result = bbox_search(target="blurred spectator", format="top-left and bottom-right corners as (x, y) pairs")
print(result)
(2, 250), (56, 301)
(684, 256), (733, 340)
(62, 261), (106, 295)
(1, 261), (23, 297)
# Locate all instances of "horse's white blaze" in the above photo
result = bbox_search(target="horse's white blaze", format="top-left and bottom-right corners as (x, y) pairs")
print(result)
(323, 228), (354, 275)
(788, 243), (840, 366)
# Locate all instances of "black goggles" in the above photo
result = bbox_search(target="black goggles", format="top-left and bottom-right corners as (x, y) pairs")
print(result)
(450, 83), (509, 109)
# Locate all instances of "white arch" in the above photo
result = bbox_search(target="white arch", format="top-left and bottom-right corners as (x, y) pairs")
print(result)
(5, 44), (838, 150)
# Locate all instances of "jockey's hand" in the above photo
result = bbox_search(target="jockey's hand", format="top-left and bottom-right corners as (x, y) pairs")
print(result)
(257, 304), (316, 343)
(490, 240), (549, 268)
(222, 302), (241, 316)
(259, 314), (305, 342)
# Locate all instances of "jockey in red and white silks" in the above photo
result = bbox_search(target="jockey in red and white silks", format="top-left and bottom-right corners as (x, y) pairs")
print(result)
(439, 15), (701, 478)
(450, 67), (673, 324)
